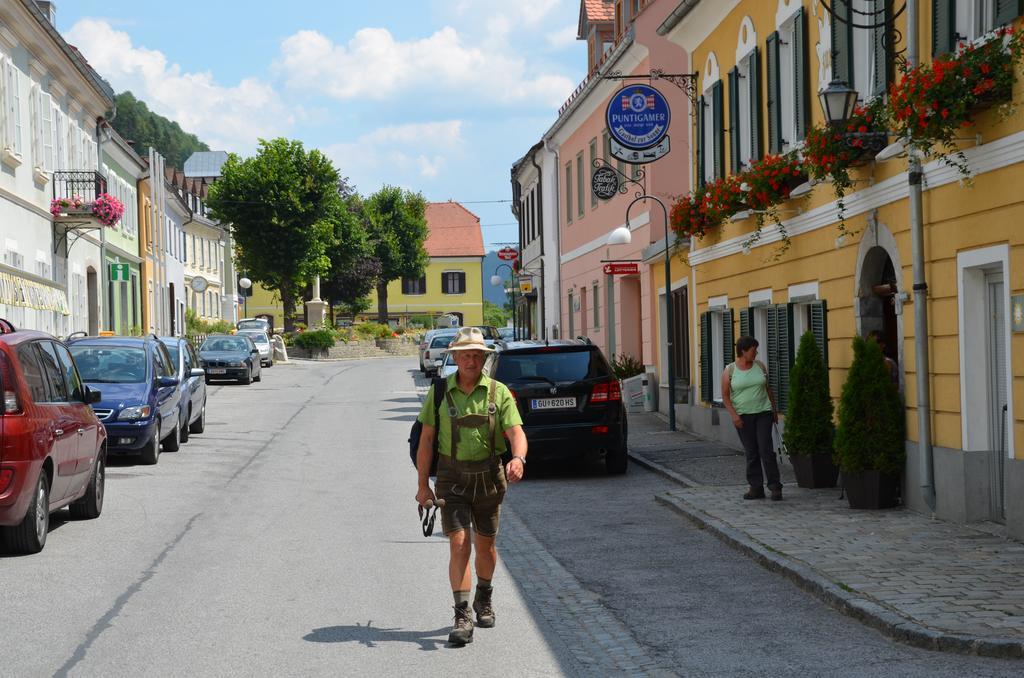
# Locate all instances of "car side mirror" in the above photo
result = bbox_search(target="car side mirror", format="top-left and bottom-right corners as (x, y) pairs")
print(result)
(190, 368), (205, 378)
(434, 359), (443, 368)
(87, 387), (102, 404)
(157, 376), (179, 388)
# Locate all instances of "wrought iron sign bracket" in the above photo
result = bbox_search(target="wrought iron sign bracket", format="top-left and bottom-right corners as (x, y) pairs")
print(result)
(53, 221), (102, 255)
(592, 157), (647, 199)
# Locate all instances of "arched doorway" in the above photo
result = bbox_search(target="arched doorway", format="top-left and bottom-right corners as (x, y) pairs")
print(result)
(854, 218), (905, 390)
(619, 276), (643, 361)
(86, 267), (99, 335)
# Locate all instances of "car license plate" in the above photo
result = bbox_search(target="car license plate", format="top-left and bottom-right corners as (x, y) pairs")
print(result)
(209, 368), (226, 374)
(531, 397), (576, 410)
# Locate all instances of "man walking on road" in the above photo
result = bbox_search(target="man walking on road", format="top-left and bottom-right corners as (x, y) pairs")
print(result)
(415, 327), (528, 646)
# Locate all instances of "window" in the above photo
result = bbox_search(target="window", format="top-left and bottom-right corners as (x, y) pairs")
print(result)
(580, 286), (588, 336)
(51, 342), (85, 402)
(567, 290), (575, 337)
(699, 307), (734, 403)
(593, 283), (600, 329)
(2, 57), (23, 156)
(767, 7), (810, 154)
(671, 286), (690, 383)
(17, 344), (48, 403)
(831, 1), (891, 104)
(698, 61), (724, 186)
(30, 85), (54, 171)
(936, 0), (1020, 52)
(589, 138), (599, 208)
(442, 271), (466, 295)
(36, 341), (69, 402)
(402, 276), (426, 295)
(576, 152), (585, 217)
(729, 45), (762, 173)
(565, 162), (573, 224)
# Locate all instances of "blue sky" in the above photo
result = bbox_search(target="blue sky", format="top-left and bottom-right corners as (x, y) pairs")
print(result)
(59, 1), (588, 251)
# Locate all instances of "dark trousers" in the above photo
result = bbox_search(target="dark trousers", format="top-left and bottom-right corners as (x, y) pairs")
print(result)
(736, 411), (781, 490)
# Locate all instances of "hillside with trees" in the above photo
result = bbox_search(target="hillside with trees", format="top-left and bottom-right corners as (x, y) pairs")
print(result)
(111, 91), (210, 167)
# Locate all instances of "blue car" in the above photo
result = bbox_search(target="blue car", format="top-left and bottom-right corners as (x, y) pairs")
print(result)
(159, 336), (208, 444)
(68, 335), (182, 465)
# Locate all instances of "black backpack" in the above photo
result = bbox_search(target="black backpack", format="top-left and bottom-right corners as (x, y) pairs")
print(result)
(409, 378), (444, 475)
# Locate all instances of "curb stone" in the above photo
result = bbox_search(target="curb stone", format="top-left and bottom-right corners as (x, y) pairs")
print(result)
(653, 491), (1024, 659)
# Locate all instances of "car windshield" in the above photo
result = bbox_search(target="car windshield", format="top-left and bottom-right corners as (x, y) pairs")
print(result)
(237, 320), (268, 331)
(472, 326), (500, 340)
(69, 346), (148, 383)
(431, 335), (454, 348)
(494, 349), (607, 384)
(498, 328), (515, 340)
(240, 332), (269, 344)
(201, 337), (249, 352)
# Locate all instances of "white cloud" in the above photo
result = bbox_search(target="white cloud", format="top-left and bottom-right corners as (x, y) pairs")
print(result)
(66, 19), (293, 154)
(277, 26), (574, 107)
(547, 25), (579, 49)
(323, 121), (464, 187)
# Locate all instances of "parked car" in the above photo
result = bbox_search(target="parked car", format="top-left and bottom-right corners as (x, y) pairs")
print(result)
(484, 340), (627, 474)
(159, 337), (207, 442)
(419, 328), (459, 373)
(199, 335), (262, 385)
(422, 332), (458, 377)
(0, 321), (107, 554)
(498, 327), (517, 342)
(237, 329), (273, 367)
(237, 317), (272, 335)
(68, 335), (183, 465)
(437, 351), (458, 379)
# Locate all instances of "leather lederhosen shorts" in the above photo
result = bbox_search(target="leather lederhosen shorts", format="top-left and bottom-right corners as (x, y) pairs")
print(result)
(434, 454), (507, 537)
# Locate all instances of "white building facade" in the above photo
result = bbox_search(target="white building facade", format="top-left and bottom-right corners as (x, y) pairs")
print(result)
(0, 0), (114, 336)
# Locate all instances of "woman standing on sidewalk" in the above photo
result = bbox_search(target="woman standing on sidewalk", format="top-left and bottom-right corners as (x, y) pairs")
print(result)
(722, 336), (783, 501)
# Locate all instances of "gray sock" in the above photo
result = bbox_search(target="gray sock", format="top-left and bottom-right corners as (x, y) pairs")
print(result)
(453, 590), (472, 606)
(477, 578), (492, 590)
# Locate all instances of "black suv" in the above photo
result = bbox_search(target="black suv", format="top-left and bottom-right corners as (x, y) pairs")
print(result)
(485, 340), (627, 474)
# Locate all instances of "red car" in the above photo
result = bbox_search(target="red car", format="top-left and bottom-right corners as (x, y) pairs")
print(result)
(0, 320), (107, 554)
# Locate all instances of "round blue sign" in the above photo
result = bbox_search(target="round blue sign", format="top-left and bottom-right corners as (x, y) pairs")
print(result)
(606, 84), (671, 150)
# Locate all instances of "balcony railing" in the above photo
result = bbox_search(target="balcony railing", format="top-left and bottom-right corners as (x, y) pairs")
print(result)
(52, 171), (107, 203)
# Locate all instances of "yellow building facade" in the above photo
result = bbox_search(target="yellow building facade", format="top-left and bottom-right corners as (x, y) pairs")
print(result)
(662, 0), (1024, 535)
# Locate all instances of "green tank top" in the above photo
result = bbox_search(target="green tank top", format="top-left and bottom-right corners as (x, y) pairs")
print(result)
(729, 362), (772, 414)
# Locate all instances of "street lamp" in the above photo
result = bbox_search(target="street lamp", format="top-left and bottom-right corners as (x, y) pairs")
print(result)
(818, 79), (859, 127)
(608, 200), (676, 431)
(238, 276), (252, 319)
(491, 263), (516, 337)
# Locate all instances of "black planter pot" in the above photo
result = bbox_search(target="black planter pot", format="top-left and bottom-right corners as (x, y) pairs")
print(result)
(789, 452), (839, 488)
(842, 470), (900, 509)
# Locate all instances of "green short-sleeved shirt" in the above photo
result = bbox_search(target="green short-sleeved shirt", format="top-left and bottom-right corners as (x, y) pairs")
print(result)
(418, 373), (523, 461)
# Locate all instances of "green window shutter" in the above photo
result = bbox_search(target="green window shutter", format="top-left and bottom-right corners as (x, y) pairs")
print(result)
(871, 0), (893, 98)
(932, 0), (956, 57)
(810, 299), (829, 368)
(700, 312), (713, 403)
(697, 94), (706, 188)
(728, 67), (741, 174)
(792, 8), (810, 142)
(748, 47), (763, 161)
(766, 305), (781, 407)
(776, 303), (794, 412)
(996, 0), (1023, 27)
(831, 0), (854, 86)
(766, 32), (782, 155)
(712, 80), (724, 180)
(739, 307), (752, 338)
(722, 309), (735, 367)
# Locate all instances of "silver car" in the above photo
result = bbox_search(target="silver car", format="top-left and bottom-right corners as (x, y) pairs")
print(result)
(419, 328), (459, 373)
(238, 330), (273, 367)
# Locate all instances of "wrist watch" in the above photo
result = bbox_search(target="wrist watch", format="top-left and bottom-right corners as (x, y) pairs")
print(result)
(512, 455), (526, 466)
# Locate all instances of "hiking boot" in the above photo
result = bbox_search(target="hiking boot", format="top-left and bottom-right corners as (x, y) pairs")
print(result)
(743, 486), (766, 500)
(770, 487), (783, 501)
(473, 586), (495, 628)
(448, 601), (474, 645)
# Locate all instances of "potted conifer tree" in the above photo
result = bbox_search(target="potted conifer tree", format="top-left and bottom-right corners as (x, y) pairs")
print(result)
(783, 331), (839, 488)
(834, 336), (906, 509)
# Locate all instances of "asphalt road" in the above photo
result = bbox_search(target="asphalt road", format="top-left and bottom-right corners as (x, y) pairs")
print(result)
(1, 357), (1020, 677)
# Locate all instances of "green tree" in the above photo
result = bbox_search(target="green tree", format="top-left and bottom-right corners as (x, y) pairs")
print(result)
(833, 336), (906, 474)
(206, 138), (338, 332)
(322, 195), (378, 310)
(784, 331), (834, 456)
(366, 186), (429, 323)
(483, 301), (509, 328)
(111, 92), (210, 167)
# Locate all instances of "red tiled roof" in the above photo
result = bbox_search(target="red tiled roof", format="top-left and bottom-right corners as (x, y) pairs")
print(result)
(424, 201), (485, 258)
(584, 0), (615, 22)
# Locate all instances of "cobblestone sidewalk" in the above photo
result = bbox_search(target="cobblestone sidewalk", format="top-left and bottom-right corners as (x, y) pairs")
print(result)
(627, 411), (1024, 659)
